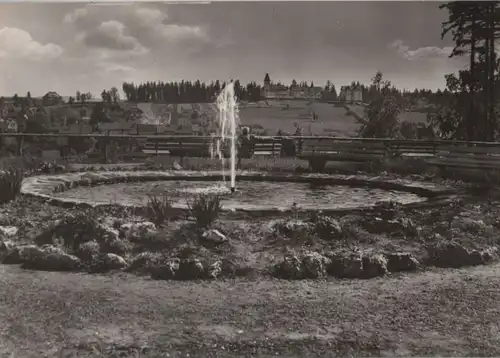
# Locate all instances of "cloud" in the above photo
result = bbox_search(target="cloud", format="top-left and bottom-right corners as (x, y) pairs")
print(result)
(63, 7), (88, 24)
(97, 62), (137, 75)
(0, 27), (63, 61)
(64, 5), (210, 50)
(77, 20), (147, 54)
(389, 39), (453, 61)
(134, 7), (166, 26)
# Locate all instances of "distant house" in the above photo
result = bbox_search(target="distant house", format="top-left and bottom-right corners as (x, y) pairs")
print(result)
(339, 86), (363, 103)
(290, 86), (305, 98)
(263, 74), (324, 100)
(1, 112), (27, 133)
(42, 91), (63, 106)
(306, 86), (324, 100)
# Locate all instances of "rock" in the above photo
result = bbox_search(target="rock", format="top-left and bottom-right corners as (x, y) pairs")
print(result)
(3, 245), (40, 265)
(327, 250), (364, 279)
(362, 254), (388, 278)
(0, 226), (18, 237)
(302, 251), (331, 278)
(386, 252), (420, 272)
(218, 257), (254, 278)
(172, 161), (183, 170)
(94, 253), (128, 272)
(272, 220), (311, 237)
(363, 217), (419, 236)
(76, 241), (101, 263)
(207, 260), (223, 279)
(100, 237), (131, 256)
(312, 216), (342, 240)
(452, 218), (486, 233)
(481, 246), (499, 263)
(273, 254), (304, 279)
(20, 245), (81, 271)
(0, 239), (14, 253)
(178, 258), (205, 280)
(427, 241), (485, 268)
(201, 229), (228, 245)
(119, 222), (156, 241)
(126, 252), (162, 273)
(151, 258), (180, 280)
(468, 250), (486, 266)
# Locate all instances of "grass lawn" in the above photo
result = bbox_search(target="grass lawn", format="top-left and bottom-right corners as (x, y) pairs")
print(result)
(1, 263), (500, 357)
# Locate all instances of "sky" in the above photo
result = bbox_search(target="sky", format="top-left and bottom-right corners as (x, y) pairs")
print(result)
(0, 1), (467, 97)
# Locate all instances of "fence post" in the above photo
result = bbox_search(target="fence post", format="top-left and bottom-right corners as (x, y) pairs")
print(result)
(155, 132), (159, 160)
(104, 132), (109, 164)
(179, 140), (183, 166)
(17, 135), (24, 157)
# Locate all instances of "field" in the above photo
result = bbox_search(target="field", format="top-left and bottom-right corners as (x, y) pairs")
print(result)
(42, 100), (428, 137)
(125, 101), (428, 136)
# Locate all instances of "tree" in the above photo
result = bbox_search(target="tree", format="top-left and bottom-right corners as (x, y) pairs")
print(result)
(101, 90), (108, 103)
(358, 71), (402, 138)
(68, 96), (75, 104)
(324, 80), (331, 92)
(109, 87), (119, 103)
(25, 111), (49, 133)
(330, 84), (338, 100)
(89, 102), (110, 131)
(440, 1), (500, 140)
(12, 94), (19, 106)
(264, 73), (270, 84)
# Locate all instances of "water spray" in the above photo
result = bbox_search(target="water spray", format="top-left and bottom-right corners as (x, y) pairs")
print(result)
(216, 82), (240, 193)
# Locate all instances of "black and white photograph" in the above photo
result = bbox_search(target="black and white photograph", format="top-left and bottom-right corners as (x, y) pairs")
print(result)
(1, 1), (500, 356)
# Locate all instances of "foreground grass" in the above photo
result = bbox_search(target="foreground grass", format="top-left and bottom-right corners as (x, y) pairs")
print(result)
(0, 264), (500, 357)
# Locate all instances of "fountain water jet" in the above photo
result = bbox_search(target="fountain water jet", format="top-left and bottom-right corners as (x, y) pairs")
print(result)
(214, 82), (240, 192)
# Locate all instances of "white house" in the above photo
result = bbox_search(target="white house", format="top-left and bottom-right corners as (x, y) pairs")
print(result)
(339, 86), (363, 103)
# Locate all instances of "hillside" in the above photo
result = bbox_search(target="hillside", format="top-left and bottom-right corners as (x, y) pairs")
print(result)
(124, 100), (363, 136)
(39, 100), (429, 137)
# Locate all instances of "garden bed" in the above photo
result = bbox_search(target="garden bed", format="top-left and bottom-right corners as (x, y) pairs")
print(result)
(1, 190), (499, 281)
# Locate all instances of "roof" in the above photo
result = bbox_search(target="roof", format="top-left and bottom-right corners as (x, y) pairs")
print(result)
(43, 91), (61, 98)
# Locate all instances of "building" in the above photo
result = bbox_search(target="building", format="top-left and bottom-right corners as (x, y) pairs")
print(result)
(339, 85), (363, 103)
(263, 74), (323, 100)
(42, 91), (63, 106)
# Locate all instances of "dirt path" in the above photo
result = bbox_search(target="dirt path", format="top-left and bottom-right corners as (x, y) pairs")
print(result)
(1, 264), (500, 357)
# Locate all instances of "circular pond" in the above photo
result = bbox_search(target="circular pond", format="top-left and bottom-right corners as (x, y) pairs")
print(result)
(51, 179), (427, 211)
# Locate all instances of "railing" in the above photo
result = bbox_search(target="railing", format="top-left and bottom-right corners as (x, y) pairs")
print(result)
(2, 132), (500, 146)
(3, 132), (500, 168)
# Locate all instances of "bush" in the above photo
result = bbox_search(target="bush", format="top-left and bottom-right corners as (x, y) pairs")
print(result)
(146, 194), (174, 227)
(56, 211), (103, 251)
(188, 194), (223, 229)
(0, 167), (25, 204)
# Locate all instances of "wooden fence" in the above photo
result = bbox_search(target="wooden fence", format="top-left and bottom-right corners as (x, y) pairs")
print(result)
(2, 133), (500, 172)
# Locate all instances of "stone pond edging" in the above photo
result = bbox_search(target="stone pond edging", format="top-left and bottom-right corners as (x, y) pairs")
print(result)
(21, 170), (461, 215)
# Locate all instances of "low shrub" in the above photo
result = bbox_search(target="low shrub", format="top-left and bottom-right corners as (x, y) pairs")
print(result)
(188, 194), (223, 229)
(146, 194), (174, 227)
(0, 167), (25, 204)
(42, 210), (105, 252)
(310, 215), (342, 241)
